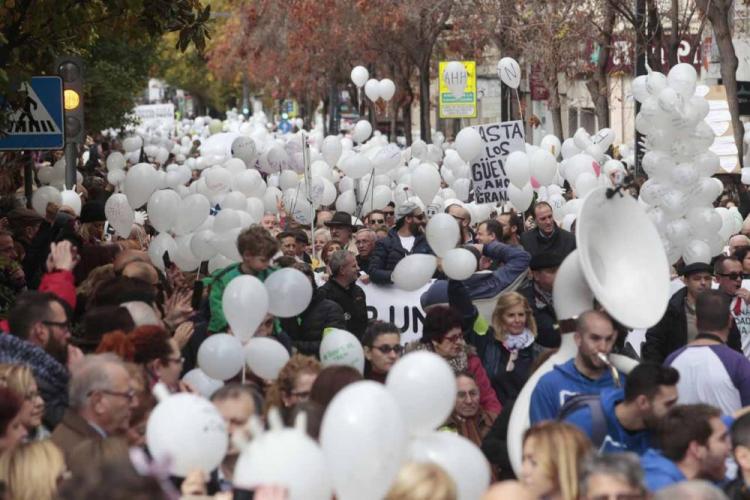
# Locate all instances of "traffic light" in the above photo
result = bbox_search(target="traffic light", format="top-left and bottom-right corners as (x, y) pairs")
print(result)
(55, 56), (84, 144)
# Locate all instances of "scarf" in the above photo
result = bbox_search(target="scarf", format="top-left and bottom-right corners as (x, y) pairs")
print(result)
(502, 328), (535, 372)
(406, 341), (469, 373)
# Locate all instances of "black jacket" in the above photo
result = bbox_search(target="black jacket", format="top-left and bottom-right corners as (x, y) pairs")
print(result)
(280, 289), (346, 356)
(369, 228), (434, 284)
(642, 287), (742, 363)
(518, 282), (559, 349)
(520, 226), (576, 259)
(319, 279), (368, 339)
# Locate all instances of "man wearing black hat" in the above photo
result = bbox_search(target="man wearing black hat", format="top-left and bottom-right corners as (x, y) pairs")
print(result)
(324, 211), (357, 253)
(519, 252), (564, 349)
(369, 202), (433, 285)
(643, 262), (743, 363)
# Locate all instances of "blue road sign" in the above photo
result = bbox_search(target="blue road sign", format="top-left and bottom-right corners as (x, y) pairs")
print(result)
(0, 76), (65, 151)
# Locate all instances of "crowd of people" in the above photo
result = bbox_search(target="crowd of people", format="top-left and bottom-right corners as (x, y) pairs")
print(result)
(1, 135), (750, 500)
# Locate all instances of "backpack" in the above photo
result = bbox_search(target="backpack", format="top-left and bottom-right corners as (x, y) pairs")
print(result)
(557, 394), (608, 448)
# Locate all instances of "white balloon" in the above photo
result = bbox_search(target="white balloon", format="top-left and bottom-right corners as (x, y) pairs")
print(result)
(455, 127), (483, 162)
(507, 183), (534, 212)
(529, 149), (558, 186)
(173, 194), (211, 235)
(335, 190), (357, 214)
(319, 328), (365, 374)
(373, 143), (402, 173)
(442, 248), (477, 280)
(148, 232), (178, 271)
(341, 153), (373, 179)
(147, 189), (181, 233)
(443, 61), (468, 99)
(197, 333), (244, 380)
(190, 230), (218, 261)
(146, 393), (228, 477)
(245, 337), (290, 380)
(386, 352), (456, 435)
(668, 63), (698, 98)
(683, 239), (712, 264)
(497, 57), (521, 89)
(392, 254), (437, 291)
(172, 235), (201, 272)
(378, 79), (396, 101)
(222, 191), (248, 211)
(350, 66), (369, 87)
(561, 138), (581, 159)
(352, 121), (373, 144)
(104, 193), (135, 238)
(106, 151), (126, 171)
(322, 135), (343, 166)
(264, 268), (313, 317)
(124, 163), (159, 209)
(364, 79), (381, 101)
(539, 135), (562, 158)
(412, 163), (441, 205)
(182, 369), (224, 399)
(232, 136), (257, 167)
(320, 382), (407, 500)
(505, 151), (530, 188)
(60, 189), (81, 216)
(425, 213), (460, 257)
(223, 275), (270, 342)
(575, 172), (598, 198)
(407, 432), (491, 500)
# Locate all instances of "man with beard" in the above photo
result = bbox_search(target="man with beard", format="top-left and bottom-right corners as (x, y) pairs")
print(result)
(369, 202), (433, 285)
(666, 290), (750, 415)
(531, 310), (622, 423)
(564, 362), (679, 455)
(496, 211), (524, 246)
(641, 404), (730, 492)
(0, 291), (82, 428)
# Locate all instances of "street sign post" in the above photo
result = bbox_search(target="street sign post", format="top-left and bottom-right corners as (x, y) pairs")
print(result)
(0, 76), (65, 151)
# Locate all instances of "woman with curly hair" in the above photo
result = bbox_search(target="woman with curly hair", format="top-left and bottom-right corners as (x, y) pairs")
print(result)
(264, 354), (321, 417)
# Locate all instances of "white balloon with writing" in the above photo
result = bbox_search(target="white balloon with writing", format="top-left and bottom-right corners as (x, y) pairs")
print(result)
(320, 328), (365, 374)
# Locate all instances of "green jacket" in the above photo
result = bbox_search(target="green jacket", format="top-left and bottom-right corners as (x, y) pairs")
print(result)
(204, 263), (275, 334)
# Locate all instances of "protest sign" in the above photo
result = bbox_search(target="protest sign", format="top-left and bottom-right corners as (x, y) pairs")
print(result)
(133, 103), (175, 127)
(470, 120), (526, 204)
(438, 61), (477, 119)
(360, 280), (432, 344)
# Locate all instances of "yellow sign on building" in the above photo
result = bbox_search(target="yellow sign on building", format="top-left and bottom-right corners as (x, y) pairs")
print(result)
(439, 60), (477, 119)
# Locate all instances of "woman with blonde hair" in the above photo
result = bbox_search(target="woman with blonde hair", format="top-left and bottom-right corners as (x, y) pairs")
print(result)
(520, 421), (592, 500)
(264, 354), (321, 417)
(0, 439), (67, 500)
(385, 462), (457, 500)
(0, 364), (47, 440)
(447, 279), (539, 406)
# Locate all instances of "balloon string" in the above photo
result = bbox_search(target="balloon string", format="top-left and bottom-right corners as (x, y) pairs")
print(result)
(354, 167), (376, 223)
(242, 364), (246, 384)
(514, 89), (523, 122)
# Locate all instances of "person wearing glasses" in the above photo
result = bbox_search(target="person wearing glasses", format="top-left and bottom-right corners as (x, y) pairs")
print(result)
(50, 353), (135, 471)
(0, 291), (79, 429)
(643, 262), (743, 363)
(354, 228), (377, 281)
(362, 321), (403, 383)
(441, 371), (497, 450)
(96, 325), (186, 392)
(382, 203), (396, 228)
(407, 305), (501, 415)
(369, 202), (434, 285)
(364, 210), (386, 229)
(715, 255), (750, 358)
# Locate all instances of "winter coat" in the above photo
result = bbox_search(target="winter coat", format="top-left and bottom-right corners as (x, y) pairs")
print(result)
(520, 226), (576, 259)
(319, 279), (368, 339)
(369, 228), (434, 285)
(280, 290), (346, 356)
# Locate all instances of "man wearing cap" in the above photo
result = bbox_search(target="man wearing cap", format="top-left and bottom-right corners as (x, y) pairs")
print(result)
(520, 202), (576, 258)
(324, 211), (358, 254)
(643, 262), (743, 363)
(519, 252), (564, 349)
(369, 202), (433, 285)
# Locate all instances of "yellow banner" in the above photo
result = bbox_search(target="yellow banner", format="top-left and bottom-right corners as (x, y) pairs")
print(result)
(439, 60), (477, 119)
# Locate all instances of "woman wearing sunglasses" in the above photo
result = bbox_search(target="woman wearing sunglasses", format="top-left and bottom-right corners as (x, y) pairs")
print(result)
(362, 321), (403, 383)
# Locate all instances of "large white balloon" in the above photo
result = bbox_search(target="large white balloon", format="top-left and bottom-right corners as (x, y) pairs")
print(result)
(392, 254), (437, 291)
(442, 248), (477, 280)
(412, 163), (441, 205)
(351, 66), (369, 88)
(182, 368), (224, 398)
(352, 120), (373, 144)
(264, 268), (313, 317)
(497, 57), (521, 89)
(425, 213), (460, 257)
(104, 193), (135, 238)
(443, 61), (468, 99)
(505, 151), (531, 188)
(507, 183), (534, 212)
(407, 432), (491, 500)
(173, 194), (211, 235)
(320, 328), (365, 374)
(378, 79), (396, 101)
(530, 149), (558, 186)
(124, 163), (159, 208)
(147, 189), (181, 233)
(385, 352), (456, 435)
(148, 233), (178, 271)
(455, 127), (483, 162)
(197, 333), (245, 380)
(106, 151), (126, 171)
(222, 275), (270, 341)
(232, 136), (257, 167)
(245, 337), (290, 380)
(322, 135), (343, 167)
(32, 186), (62, 217)
(364, 79), (381, 101)
(320, 382), (407, 500)
(146, 393), (228, 477)
(683, 239), (712, 264)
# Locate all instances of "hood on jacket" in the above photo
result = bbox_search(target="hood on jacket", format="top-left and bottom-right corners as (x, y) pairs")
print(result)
(552, 358), (622, 386)
(640, 448), (685, 491)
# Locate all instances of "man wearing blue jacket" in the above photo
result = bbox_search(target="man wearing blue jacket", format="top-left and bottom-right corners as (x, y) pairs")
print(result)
(419, 229), (530, 306)
(563, 363), (679, 455)
(530, 310), (620, 423)
(641, 404), (730, 492)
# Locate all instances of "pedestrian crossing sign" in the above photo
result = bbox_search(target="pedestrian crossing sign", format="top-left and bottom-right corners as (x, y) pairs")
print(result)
(0, 76), (65, 150)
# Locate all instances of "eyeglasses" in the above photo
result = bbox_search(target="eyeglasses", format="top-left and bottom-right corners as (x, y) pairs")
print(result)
(718, 272), (743, 280)
(442, 333), (464, 344)
(97, 389), (136, 402)
(370, 218), (385, 224)
(42, 320), (70, 331)
(373, 344), (404, 355)
(457, 389), (480, 400)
